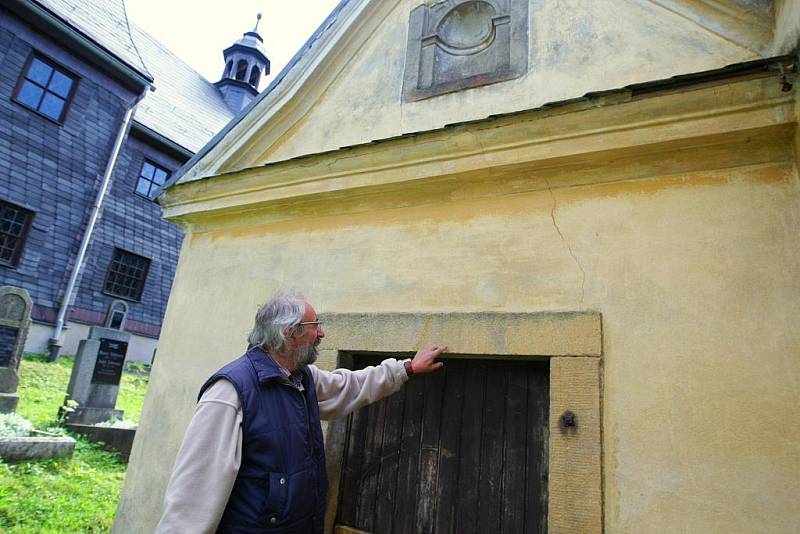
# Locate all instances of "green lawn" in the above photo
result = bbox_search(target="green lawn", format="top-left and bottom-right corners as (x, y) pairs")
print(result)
(0, 354), (150, 533)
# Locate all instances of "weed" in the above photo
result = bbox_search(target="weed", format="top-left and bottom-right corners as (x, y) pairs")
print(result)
(1, 353), (150, 532)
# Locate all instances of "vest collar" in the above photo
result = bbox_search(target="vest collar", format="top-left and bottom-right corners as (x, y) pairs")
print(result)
(246, 346), (310, 384)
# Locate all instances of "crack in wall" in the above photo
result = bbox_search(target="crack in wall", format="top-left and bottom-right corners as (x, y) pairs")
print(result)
(545, 178), (586, 305)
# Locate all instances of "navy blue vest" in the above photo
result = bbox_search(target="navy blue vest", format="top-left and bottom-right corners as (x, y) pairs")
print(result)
(199, 347), (328, 533)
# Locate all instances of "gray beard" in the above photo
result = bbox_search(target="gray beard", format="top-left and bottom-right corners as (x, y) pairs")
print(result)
(288, 342), (318, 369)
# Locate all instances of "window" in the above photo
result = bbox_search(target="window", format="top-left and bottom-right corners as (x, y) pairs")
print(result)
(104, 300), (129, 330)
(248, 66), (260, 88)
(135, 160), (170, 200)
(235, 60), (248, 81)
(0, 200), (34, 268)
(14, 54), (78, 122)
(103, 248), (151, 301)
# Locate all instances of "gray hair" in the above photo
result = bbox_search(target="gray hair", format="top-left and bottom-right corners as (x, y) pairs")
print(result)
(247, 292), (305, 353)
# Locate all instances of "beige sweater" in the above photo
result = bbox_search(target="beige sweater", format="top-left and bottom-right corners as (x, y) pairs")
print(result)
(156, 358), (410, 534)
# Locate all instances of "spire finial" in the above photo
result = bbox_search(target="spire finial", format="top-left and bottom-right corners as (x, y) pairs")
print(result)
(253, 13), (262, 33)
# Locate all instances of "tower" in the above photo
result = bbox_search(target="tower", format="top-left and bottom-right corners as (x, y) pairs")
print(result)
(215, 14), (270, 113)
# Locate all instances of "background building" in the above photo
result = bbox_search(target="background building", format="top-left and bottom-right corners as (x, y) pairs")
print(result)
(0, 0), (268, 361)
(118, 1), (800, 532)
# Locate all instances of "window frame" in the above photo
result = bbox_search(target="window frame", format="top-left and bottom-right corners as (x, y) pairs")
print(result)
(134, 159), (171, 201)
(12, 52), (79, 124)
(102, 248), (151, 302)
(0, 199), (35, 269)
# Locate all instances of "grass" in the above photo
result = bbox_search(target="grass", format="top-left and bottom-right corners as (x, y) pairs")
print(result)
(0, 353), (150, 533)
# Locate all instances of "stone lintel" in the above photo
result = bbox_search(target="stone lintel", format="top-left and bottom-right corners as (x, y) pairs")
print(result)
(322, 311), (602, 357)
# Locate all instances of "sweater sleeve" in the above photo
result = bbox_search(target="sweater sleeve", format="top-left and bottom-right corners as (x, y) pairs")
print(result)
(310, 358), (410, 421)
(155, 379), (243, 534)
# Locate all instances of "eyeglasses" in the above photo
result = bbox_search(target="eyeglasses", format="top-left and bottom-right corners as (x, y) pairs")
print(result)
(297, 320), (323, 329)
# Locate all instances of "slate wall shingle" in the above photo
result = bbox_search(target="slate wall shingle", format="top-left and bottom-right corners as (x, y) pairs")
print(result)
(0, 20), (185, 338)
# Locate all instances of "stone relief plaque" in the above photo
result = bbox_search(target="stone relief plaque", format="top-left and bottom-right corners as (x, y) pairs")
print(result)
(402, 0), (529, 101)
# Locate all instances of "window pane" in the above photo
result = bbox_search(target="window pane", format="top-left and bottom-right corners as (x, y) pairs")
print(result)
(27, 58), (53, 86)
(153, 169), (168, 186)
(17, 82), (44, 109)
(110, 311), (124, 329)
(141, 162), (155, 179)
(12, 211), (27, 224)
(49, 71), (73, 98)
(135, 178), (151, 197)
(39, 93), (65, 120)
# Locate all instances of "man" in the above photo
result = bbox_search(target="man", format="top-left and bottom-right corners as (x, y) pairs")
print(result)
(156, 292), (446, 533)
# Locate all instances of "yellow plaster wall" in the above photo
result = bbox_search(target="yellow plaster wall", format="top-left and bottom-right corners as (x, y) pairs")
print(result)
(251, 0), (761, 167)
(120, 150), (800, 532)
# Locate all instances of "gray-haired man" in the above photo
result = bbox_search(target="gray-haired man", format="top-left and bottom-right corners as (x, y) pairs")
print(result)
(157, 293), (446, 533)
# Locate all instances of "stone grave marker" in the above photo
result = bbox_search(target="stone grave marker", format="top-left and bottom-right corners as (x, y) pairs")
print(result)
(0, 286), (32, 414)
(63, 326), (130, 424)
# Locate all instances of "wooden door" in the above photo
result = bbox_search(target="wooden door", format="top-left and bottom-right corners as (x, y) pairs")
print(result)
(336, 355), (549, 534)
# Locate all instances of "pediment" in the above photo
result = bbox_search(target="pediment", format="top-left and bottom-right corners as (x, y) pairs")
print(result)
(173, 0), (783, 187)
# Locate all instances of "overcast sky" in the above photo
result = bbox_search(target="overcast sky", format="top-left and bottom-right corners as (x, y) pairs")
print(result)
(125, 0), (341, 87)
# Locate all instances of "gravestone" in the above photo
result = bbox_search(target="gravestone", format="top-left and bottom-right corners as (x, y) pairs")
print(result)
(0, 286), (32, 414)
(63, 326), (130, 424)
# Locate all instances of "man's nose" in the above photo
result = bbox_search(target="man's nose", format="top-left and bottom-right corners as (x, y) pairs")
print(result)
(317, 327), (325, 338)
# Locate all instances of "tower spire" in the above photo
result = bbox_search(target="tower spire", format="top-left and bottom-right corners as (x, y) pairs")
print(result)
(215, 13), (271, 112)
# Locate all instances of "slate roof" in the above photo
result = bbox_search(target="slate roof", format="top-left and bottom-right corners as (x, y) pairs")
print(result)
(34, 0), (150, 77)
(131, 24), (234, 154)
(33, 0), (234, 154)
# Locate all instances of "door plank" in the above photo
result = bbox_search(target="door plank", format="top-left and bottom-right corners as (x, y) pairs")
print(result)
(434, 361), (465, 534)
(338, 386), (370, 525)
(392, 366), (426, 534)
(525, 362), (549, 534)
(453, 361), (487, 533)
(373, 384), (406, 532)
(476, 364), (508, 533)
(416, 364), (446, 533)
(501, 363), (529, 533)
(354, 395), (386, 531)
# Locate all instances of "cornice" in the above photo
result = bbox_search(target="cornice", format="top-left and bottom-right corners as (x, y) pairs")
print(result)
(160, 73), (796, 230)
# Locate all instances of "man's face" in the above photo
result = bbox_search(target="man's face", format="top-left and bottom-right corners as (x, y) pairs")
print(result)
(286, 302), (325, 369)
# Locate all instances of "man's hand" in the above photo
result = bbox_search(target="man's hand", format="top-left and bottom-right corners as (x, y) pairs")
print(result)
(411, 345), (447, 374)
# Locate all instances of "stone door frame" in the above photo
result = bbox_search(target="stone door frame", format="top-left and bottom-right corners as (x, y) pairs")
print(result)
(320, 311), (603, 534)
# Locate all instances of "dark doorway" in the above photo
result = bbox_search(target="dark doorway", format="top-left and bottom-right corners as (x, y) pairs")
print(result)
(336, 355), (549, 534)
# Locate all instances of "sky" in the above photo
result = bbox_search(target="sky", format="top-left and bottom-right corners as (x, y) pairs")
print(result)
(125, 0), (342, 88)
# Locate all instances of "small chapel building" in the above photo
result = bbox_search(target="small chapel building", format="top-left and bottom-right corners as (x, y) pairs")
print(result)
(118, 1), (800, 532)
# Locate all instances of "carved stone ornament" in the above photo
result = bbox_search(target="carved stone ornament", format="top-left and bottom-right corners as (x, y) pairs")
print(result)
(402, 0), (529, 102)
(0, 294), (26, 322)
